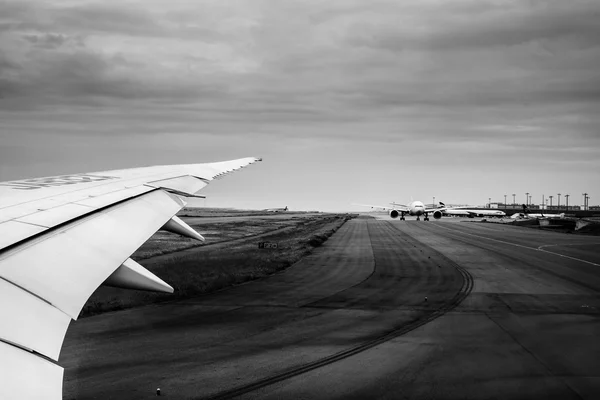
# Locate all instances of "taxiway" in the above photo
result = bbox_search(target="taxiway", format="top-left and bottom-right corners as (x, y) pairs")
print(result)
(61, 215), (600, 399)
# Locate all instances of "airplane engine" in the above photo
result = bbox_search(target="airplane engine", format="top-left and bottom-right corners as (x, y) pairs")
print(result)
(389, 210), (399, 219)
(433, 210), (443, 220)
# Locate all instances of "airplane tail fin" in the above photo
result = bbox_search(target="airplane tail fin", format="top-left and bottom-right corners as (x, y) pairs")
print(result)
(439, 201), (445, 208)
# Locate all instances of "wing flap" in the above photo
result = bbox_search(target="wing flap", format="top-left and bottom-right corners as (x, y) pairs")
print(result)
(0, 341), (63, 400)
(0, 279), (71, 360)
(0, 189), (182, 319)
(146, 175), (208, 195)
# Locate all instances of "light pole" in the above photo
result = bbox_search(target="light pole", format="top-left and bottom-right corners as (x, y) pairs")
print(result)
(512, 193), (516, 208)
(433, 196), (435, 208)
(529, 195), (532, 206)
(504, 194), (507, 207)
(557, 193), (561, 211)
(525, 192), (529, 206)
(586, 195), (590, 211)
(549, 195), (553, 209)
(583, 193), (588, 210)
(489, 197), (491, 208)
(565, 194), (569, 211)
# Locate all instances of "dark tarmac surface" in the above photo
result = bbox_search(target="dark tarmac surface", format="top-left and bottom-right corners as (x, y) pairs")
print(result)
(61, 216), (600, 399)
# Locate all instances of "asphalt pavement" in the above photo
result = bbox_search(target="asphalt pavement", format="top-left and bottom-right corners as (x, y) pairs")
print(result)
(60, 216), (600, 399)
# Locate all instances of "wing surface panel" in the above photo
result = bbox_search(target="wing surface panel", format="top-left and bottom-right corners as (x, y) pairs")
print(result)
(71, 185), (153, 209)
(424, 206), (446, 213)
(0, 158), (260, 244)
(0, 221), (47, 248)
(16, 203), (93, 228)
(0, 189), (183, 319)
(352, 203), (405, 211)
(146, 175), (208, 195)
(0, 341), (63, 400)
(0, 278), (71, 360)
(0, 157), (262, 399)
(0, 198), (67, 222)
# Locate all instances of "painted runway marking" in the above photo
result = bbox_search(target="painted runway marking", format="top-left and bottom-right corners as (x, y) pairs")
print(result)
(432, 223), (600, 267)
(538, 243), (600, 249)
(536, 243), (600, 267)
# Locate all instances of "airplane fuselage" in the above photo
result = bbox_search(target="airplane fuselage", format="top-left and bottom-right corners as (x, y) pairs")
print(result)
(407, 200), (426, 216)
(510, 212), (565, 220)
(445, 209), (506, 218)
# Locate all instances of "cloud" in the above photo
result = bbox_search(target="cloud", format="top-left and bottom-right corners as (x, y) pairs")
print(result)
(477, 125), (541, 133)
(0, 0), (599, 145)
(22, 32), (72, 49)
(342, 0), (600, 50)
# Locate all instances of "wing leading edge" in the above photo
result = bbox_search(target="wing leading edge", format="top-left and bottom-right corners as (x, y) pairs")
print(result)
(0, 157), (262, 400)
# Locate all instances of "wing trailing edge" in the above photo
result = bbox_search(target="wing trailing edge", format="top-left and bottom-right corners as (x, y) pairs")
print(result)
(0, 157), (262, 400)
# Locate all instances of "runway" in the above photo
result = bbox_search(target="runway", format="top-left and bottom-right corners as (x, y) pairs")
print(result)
(60, 216), (600, 399)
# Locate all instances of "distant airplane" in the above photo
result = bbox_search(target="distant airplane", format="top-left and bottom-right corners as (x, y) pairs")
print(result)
(510, 204), (564, 220)
(355, 201), (446, 221)
(263, 206), (288, 212)
(440, 203), (506, 218)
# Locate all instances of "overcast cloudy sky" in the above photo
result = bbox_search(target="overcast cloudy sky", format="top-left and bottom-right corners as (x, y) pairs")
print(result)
(1, 0), (598, 211)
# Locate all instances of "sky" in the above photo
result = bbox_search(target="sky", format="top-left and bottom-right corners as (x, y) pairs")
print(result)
(1, 0), (599, 211)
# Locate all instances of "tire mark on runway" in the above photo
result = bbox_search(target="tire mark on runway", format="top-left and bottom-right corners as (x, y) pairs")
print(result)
(300, 220), (377, 308)
(199, 220), (474, 400)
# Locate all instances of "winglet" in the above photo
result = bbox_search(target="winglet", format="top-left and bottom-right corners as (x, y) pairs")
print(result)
(103, 258), (174, 293)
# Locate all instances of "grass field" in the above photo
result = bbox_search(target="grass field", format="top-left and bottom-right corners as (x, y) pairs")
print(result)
(80, 210), (356, 317)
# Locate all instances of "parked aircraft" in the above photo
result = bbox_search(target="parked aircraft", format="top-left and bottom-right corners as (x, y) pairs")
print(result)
(440, 203), (506, 218)
(510, 204), (564, 220)
(356, 201), (446, 221)
(0, 157), (262, 399)
(264, 206), (288, 212)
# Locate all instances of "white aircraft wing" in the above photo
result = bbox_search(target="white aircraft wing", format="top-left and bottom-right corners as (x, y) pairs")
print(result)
(353, 203), (409, 212)
(424, 206), (447, 213)
(0, 157), (261, 400)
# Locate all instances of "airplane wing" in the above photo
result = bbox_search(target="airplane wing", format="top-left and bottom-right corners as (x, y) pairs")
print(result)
(0, 157), (262, 400)
(389, 202), (410, 211)
(353, 203), (409, 212)
(424, 206), (447, 213)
